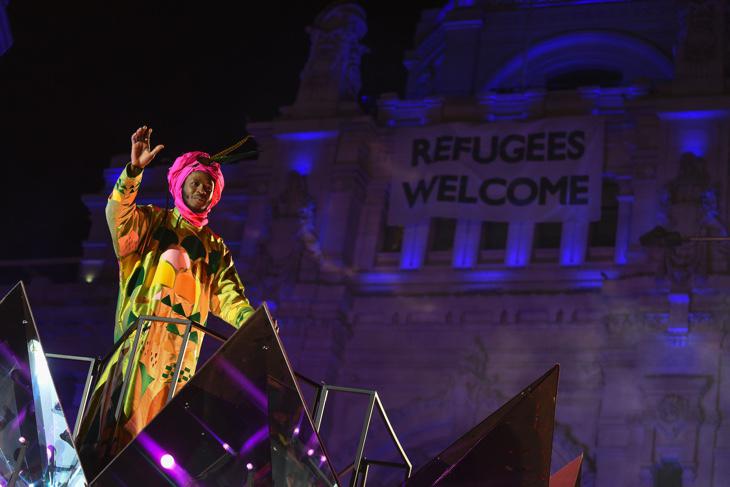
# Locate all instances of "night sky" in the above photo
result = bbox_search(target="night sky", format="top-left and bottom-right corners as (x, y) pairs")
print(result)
(1, 0), (443, 271)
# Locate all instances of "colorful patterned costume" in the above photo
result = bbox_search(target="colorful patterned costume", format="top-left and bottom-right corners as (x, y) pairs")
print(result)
(78, 162), (254, 470)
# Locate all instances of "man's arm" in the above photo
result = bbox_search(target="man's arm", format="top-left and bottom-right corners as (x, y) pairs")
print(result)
(210, 244), (255, 328)
(105, 126), (165, 258)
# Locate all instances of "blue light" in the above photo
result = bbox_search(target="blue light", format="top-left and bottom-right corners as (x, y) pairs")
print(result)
(276, 131), (337, 142)
(679, 129), (710, 157)
(487, 31), (673, 90)
(658, 110), (730, 121)
(668, 293), (689, 304)
(291, 154), (314, 175)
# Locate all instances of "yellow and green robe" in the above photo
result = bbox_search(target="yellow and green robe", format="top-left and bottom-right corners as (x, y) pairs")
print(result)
(78, 164), (254, 468)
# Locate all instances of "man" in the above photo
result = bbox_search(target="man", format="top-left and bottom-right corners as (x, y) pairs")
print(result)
(78, 126), (255, 473)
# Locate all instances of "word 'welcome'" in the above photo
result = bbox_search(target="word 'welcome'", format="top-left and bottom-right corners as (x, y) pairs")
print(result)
(402, 174), (590, 208)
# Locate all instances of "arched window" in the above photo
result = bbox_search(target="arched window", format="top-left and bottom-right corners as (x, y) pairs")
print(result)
(546, 69), (623, 91)
(486, 31), (673, 91)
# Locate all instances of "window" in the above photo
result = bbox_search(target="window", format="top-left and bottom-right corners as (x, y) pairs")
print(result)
(654, 460), (682, 487)
(533, 222), (562, 249)
(429, 218), (457, 251)
(546, 69), (623, 91)
(589, 180), (619, 247)
(380, 225), (403, 253)
(480, 221), (508, 250)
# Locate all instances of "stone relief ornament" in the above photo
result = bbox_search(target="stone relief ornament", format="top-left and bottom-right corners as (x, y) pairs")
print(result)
(294, 3), (367, 107)
(249, 172), (316, 303)
(656, 152), (728, 288)
(678, 0), (719, 63)
(455, 335), (506, 425)
(656, 394), (691, 437)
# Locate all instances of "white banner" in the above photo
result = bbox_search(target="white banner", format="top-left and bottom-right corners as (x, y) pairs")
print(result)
(387, 117), (604, 224)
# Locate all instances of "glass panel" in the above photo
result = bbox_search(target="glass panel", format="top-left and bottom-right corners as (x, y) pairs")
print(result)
(381, 225), (404, 253)
(429, 218), (457, 251)
(0, 283), (87, 486)
(46, 356), (94, 437)
(533, 222), (562, 249)
(480, 221), (508, 250)
(92, 306), (339, 486)
(407, 366), (558, 487)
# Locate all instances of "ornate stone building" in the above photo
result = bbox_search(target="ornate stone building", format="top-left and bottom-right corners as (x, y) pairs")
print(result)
(44, 0), (730, 485)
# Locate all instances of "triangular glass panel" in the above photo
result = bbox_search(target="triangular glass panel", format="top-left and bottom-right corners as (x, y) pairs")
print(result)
(0, 282), (88, 486)
(407, 365), (559, 487)
(91, 305), (340, 486)
(550, 453), (582, 487)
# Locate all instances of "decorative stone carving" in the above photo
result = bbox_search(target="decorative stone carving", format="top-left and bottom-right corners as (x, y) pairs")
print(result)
(249, 172), (317, 303)
(656, 394), (691, 437)
(456, 335), (506, 424)
(678, 0), (719, 63)
(657, 152), (728, 288)
(291, 3), (368, 115)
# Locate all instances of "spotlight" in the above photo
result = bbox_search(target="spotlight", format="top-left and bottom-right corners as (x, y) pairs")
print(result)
(307, 448), (315, 456)
(18, 437), (26, 444)
(160, 453), (175, 470)
(320, 455), (327, 463)
(246, 462), (254, 471)
(293, 427), (300, 435)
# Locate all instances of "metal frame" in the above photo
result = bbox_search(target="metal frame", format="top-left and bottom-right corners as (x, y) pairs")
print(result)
(60, 311), (410, 487)
(307, 384), (412, 487)
(61, 315), (229, 428)
(112, 315), (230, 421)
(45, 353), (96, 439)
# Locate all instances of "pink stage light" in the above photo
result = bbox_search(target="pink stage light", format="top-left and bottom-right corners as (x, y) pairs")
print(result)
(246, 462), (254, 471)
(320, 455), (327, 463)
(160, 453), (175, 470)
(293, 427), (300, 435)
(307, 449), (315, 456)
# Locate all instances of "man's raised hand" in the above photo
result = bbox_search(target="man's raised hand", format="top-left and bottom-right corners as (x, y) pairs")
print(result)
(130, 125), (165, 170)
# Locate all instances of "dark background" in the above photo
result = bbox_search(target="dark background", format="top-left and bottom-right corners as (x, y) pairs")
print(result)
(0, 0), (443, 270)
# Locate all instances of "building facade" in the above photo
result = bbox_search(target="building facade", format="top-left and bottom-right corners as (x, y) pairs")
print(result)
(66, 1), (730, 485)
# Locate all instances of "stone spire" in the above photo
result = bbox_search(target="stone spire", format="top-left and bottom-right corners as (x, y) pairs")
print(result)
(286, 2), (368, 118)
(673, 0), (726, 94)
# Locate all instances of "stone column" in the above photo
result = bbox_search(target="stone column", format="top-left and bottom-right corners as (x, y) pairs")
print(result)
(352, 185), (387, 271)
(560, 219), (589, 266)
(614, 194), (634, 265)
(437, 10), (483, 95)
(505, 221), (533, 267)
(400, 221), (429, 270)
(452, 219), (480, 269)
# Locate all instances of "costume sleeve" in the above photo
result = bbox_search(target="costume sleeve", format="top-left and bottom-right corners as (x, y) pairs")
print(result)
(210, 244), (255, 329)
(105, 164), (153, 258)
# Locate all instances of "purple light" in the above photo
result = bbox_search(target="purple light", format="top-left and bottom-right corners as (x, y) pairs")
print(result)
(276, 131), (337, 142)
(246, 463), (254, 471)
(307, 448), (315, 457)
(46, 445), (55, 461)
(18, 436), (26, 444)
(320, 455), (327, 463)
(293, 427), (300, 436)
(137, 433), (193, 484)
(160, 453), (175, 470)
(218, 359), (268, 411)
(240, 425), (270, 454)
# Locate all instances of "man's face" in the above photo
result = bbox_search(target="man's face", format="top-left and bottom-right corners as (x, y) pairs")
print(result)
(182, 171), (215, 213)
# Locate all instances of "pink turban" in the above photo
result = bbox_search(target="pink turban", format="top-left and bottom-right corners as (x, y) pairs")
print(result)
(167, 151), (225, 228)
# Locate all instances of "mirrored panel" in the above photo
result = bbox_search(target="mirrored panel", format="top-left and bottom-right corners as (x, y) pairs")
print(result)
(0, 282), (87, 486)
(92, 305), (339, 486)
